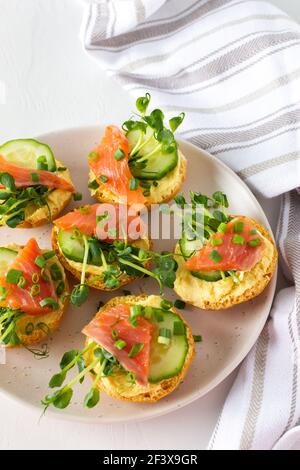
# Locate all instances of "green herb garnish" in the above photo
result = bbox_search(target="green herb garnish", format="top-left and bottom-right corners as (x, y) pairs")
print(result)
(114, 148), (125, 161)
(31, 172), (40, 183)
(233, 235), (245, 245)
(210, 250), (222, 263)
(73, 192), (83, 201)
(99, 175), (108, 183)
(248, 238), (261, 247)
(128, 343), (144, 358)
(6, 269), (23, 285)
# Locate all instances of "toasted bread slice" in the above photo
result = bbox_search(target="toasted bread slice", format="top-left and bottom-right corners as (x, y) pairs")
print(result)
(174, 217), (278, 310)
(1, 244), (69, 348)
(6, 160), (73, 229)
(84, 294), (195, 403)
(51, 227), (152, 291)
(89, 150), (187, 206)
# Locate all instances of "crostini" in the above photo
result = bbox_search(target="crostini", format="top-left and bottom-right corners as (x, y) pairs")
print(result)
(173, 191), (277, 310)
(52, 203), (177, 305)
(0, 238), (69, 349)
(88, 93), (186, 206)
(42, 295), (195, 409)
(0, 139), (75, 228)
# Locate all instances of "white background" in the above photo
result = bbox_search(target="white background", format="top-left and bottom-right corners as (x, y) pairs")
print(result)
(0, 0), (297, 450)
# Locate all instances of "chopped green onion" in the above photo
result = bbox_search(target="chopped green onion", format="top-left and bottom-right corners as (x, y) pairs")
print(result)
(37, 156), (48, 171)
(130, 305), (142, 318)
(218, 222), (227, 234)
(158, 328), (172, 346)
(174, 299), (186, 310)
(210, 250), (222, 263)
(234, 221), (244, 233)
(88, 179), (99, 190)
(32, 272), (40, 284)
(73, 192), (82, 201)
(99, 175), (108, 183)
(57, 166), (67, 171)
(129, 178), (138, 190)
(43, 250), (55, 260)
(248, 238), (261, 247)
(35, 255), (46, 269)
(144, 306), (153, 320)
(31, 172), (39, 183)
(250, 229), (257, 235)
(6, 269), (23, 285)
(173, 321), (185, 335)
(39, 298), (59, 311)
(159, 327), (171, 338)
(211, 238), (223, 246)
(114, 148), (126, 161)
(233, 234), (245, 245)
(160, 299), (172, 310)
(30, 284), (41, 297)
(56, 281), (65, 296)
(128, 343), (144, 358)
(17, 275), (27, 288)
(193, 335), (202, 343)
(114, 339), (126, 350)
(112, 329), (118, 340)
(129, 317), (138, 328)
(154, 309), (164, 322)
(50, 263), (63, 281)
(41, 268), (50, 282)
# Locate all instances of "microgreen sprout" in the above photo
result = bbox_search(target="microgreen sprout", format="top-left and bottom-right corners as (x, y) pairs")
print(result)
(0, 308), (49, 358)
(121, 93), (185, 189)
(42, 343), (125, 412)
(0, 173), (52, 227)
(71, 234), (90, 307)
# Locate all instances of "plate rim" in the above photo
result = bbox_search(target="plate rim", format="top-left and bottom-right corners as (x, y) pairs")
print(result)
(0, 125), (277, 424)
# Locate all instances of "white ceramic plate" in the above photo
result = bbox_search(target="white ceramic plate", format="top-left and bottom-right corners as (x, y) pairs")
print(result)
(0, 126), (276, 423)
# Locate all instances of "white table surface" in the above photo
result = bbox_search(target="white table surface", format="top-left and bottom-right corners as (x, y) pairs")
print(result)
(0, 0), (295, 450)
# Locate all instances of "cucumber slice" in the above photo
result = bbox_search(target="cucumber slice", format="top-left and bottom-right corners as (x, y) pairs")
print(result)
(57, 230), (103, 266)
(0, 248), (18, 277)
(127, 128), (178, 181)
(149, 311), (188, 383)
(0, 139), (57, 172)
(191, 270), (223, 282)
(179, 233), (203, 259)
(57, 230), (85, 263)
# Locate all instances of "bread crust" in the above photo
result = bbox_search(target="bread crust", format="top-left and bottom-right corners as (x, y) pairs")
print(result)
(85, 295), (195, 403)
(51, 227), (152, 291)
(0, 159), (74, 229)
(1, 244), (69, 348)
(174, 217), (278, 310)
(89, 151), (187, 206)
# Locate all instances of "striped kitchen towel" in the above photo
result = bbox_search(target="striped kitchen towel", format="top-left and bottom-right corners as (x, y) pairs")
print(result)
(81, 0), (300, 450)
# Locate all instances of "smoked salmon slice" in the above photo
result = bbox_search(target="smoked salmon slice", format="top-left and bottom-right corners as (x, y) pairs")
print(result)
(88, 126), (146, 205)
(0, 238), (58, 316)
(54, 203), (146, 242)
(82, 304), (153, 386)
(0, 155), (74, 192)
(185, 217), (265, 273)
(54, 204), (99, 237)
